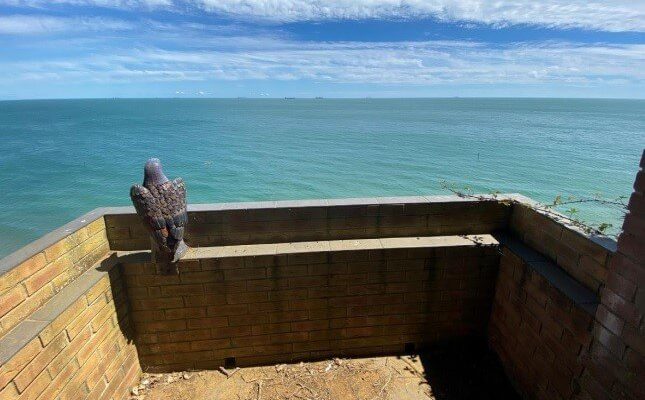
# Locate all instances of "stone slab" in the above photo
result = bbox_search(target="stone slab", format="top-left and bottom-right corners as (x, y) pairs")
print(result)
(496, 234), (549, 263)
(183, 234), (498, 261)
(275, 199), (329, 208)
(0, 253), (118, 365)
(376, 196), (429, 205)
(275, 241), (331, 254)
(0, 208), (106, 276)
(0, 320), (48, 365)
(529, 261), (598, 310)
(501, 234), (599, 315)
(329, 239), (383, 251)
(30, 254), (117, 322)
(216, 244), (278, 258)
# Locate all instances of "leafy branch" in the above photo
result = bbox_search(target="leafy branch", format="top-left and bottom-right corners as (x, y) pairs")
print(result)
(440, 181), (627, 238)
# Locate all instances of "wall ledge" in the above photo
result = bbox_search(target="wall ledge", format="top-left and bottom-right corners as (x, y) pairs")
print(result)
(0, 194), (516, 279)
(0, 253), (119, 365)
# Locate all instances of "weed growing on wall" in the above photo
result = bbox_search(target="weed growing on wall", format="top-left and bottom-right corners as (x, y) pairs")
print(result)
(440, 181), (627, 239)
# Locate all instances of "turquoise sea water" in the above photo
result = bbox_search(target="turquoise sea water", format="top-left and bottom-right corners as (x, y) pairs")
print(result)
(0, 98), (643, 258)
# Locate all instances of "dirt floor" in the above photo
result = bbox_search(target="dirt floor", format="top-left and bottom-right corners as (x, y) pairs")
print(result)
(130, 344), (519, 400)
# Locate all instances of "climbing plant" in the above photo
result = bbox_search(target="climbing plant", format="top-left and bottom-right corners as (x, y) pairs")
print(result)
(440, 181), (628, 239)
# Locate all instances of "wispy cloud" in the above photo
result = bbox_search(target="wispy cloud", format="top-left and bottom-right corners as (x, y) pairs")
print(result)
(2, 0), (644, 32)
(194, 1), (645, 32)
(1, 1), (643, 98)
(3, 38), (644, 85)
(0, 15), (134, 34)
(1, 0), (171, 9)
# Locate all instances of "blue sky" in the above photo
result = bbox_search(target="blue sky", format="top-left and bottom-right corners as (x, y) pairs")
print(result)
(0, 1), (644, 99)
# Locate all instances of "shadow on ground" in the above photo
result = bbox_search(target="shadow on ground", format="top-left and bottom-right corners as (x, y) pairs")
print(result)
(132, 338), (520, 400)
(411, 339), (519, 400)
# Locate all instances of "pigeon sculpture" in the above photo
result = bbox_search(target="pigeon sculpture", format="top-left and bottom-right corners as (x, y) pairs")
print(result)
(130, 158), (188, 268)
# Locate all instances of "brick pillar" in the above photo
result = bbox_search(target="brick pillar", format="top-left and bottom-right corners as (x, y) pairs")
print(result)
(578, 150), (644, 399)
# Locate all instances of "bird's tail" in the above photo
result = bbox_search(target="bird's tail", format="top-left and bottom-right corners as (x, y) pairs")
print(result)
(172, 240), (189, 263)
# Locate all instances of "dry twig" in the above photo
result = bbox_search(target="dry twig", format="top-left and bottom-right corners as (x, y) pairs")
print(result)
(218, 366), (240, 378)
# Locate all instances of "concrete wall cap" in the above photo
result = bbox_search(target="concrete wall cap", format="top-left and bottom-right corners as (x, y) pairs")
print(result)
(0, 208), (106, 276)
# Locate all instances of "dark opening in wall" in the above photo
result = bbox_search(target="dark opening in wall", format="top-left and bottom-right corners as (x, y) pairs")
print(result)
(225, 357), (236, 369)
(404, 342), (416, 354)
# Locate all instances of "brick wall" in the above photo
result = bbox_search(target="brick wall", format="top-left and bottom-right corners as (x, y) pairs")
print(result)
(577, 151), (644, 400)
(106, 197), (511, 251)
(0, 218), (109, 339)
(488, 243), (595, 400)
(0, 260), (140, 400)
(0, 191), (638, 399)
(123, 242), (500, 371)
(509, 203), (614, 294)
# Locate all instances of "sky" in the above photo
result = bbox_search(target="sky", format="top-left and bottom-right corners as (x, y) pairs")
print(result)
(0, 1), (644, 99)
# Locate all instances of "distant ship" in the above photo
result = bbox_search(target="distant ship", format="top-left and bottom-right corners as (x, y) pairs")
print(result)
(315, 96), (324, 99)
(284, 97), (295, 100)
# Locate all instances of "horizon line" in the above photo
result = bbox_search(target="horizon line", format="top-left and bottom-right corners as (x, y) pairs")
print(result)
(2, 96), (645, 102)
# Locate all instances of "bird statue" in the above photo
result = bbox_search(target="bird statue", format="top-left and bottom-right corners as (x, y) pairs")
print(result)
(130, 158), (188, 272)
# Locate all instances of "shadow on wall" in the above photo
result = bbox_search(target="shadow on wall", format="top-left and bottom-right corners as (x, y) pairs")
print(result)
(97, 253), (138, 345)
(412, 339), (519, 400)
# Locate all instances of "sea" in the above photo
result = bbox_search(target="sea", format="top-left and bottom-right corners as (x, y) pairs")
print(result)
(0, 98), (643, 258)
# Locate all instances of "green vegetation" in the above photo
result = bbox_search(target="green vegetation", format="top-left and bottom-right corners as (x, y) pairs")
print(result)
(440, 181), (627, 239)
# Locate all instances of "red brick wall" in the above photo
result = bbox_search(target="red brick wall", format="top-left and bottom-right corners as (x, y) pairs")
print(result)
(509, 203), (614, 294)
(488, 246), (594, 400)
(123, 245), (500, 372)
(578, 151), (644, 400)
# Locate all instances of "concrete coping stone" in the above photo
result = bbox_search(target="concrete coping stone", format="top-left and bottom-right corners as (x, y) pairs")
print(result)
(184, 234), (499, 259)
(0, 207), (106, 276)
(0, 253), (119, 365)
(498, 234), (599, 315)
(0, 320), (49, 366)
(510, 195), (617, 253)
(138, 194), (506, 214)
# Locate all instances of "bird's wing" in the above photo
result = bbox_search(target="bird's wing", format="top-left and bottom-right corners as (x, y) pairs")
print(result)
(130, 184), (170, 249)
(158, 178), (187, 248)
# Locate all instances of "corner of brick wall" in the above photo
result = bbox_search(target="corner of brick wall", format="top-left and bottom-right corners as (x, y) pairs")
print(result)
(577, 151), (644, 400)
(488, 246), (594, 400)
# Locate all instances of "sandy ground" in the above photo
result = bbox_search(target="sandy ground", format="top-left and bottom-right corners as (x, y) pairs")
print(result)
(129, 344), (518, 400)
(132, 356), (431, 400)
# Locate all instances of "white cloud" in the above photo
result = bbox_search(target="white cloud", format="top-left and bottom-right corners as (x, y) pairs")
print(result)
(1, 0), (171, 8)
(194, 0), (645, 32)
(3, 38), (644, 86)
(0, 15), (134, 34)
(1, 0), (643, 32)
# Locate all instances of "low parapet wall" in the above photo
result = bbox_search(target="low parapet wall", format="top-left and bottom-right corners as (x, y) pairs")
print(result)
(0, 183), (640, 400)
(104, 196), (511, 250)
(123, 235), (500, 371)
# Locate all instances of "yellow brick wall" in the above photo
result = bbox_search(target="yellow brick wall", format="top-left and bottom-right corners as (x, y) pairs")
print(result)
(0, 267), (140, 400)
(0, 218), (110, 339)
